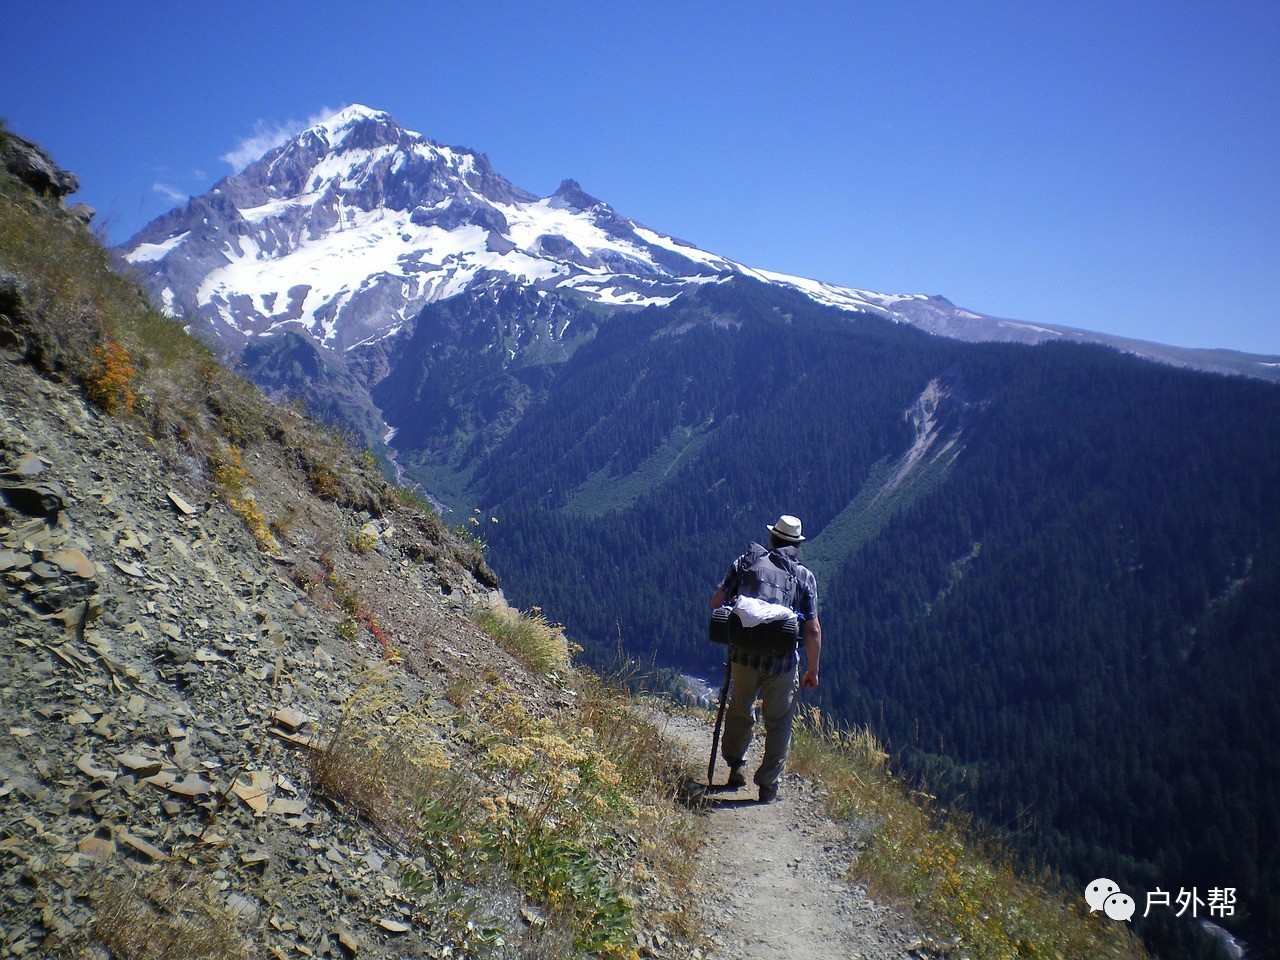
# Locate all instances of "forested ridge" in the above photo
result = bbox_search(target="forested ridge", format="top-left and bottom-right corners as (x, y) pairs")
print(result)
(816, 343), (1280, 959)
(391, 279), (1280, 959)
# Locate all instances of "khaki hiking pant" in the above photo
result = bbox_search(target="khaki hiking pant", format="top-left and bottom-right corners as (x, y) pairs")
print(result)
(720, 657), (801, 789)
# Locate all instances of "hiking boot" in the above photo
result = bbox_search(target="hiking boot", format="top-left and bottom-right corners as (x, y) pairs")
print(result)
(758, 782), (779, 804)
(725, 765), (747, 789)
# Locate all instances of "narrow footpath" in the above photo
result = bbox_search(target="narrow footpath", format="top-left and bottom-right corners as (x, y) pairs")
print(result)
(655, 711), (922, 960)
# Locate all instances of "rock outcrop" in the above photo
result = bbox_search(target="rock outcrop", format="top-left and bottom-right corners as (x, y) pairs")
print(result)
(0, 132), (79, 201)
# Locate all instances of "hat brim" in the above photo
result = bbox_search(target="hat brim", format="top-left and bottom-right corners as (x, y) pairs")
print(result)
(767, 524), (805, 543)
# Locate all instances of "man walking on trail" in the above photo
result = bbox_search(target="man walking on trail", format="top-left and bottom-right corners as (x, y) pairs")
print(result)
(710, 514), (822, 803)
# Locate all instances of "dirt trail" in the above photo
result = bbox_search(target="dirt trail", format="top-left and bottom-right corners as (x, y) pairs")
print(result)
(654, 710), (920, 960)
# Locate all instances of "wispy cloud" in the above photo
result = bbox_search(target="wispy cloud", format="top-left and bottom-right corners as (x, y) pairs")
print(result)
(152, 182), (188, 203)
(219, 107), (340, 172)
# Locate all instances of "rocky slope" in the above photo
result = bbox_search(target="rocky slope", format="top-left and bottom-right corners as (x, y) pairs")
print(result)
(1, 132), (718, 959)
(0, 355), (488, 957)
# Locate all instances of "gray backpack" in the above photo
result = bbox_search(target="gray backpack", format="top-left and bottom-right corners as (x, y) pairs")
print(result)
(733, 542), (799, 609)
(708, 543), (802, 654)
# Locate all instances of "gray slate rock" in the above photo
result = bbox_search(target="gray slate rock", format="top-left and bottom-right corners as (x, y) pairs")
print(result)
(1, 133), (79, 199)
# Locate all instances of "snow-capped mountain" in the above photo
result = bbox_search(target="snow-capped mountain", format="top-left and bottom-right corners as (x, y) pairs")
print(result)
(120, 105), (1009, 354)
(121, 104), (1279, 386)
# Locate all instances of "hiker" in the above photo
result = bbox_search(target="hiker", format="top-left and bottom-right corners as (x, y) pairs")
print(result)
(710, 514), (822, 803)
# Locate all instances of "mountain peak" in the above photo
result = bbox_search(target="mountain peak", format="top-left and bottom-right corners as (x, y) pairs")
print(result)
(307, 104), (400, 149)
(334, 102), (385, 119)
(551, 178), (603, 210)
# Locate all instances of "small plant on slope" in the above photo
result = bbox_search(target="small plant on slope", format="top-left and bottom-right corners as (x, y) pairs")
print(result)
(475, 600), (570, 676)
(84, 340), (137, 413)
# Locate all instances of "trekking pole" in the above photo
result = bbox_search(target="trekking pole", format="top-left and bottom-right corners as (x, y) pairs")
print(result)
(708, 658), (732, 786)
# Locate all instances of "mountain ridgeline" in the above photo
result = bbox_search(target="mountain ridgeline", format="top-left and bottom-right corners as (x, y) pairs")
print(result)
(115, 106), (1280, 959)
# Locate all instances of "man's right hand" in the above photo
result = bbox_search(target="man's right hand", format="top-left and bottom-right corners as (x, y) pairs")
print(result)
(802, 618), (822, 690)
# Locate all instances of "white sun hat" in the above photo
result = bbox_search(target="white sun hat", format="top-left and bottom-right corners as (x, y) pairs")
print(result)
(767, 514), (806, 543)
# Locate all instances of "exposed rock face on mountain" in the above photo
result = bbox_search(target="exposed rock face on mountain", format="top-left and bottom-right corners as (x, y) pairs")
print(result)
(883, 368), (980, 496)
(1, 132), (79, 200)
(240, 330), (391, 448)
(362, 278), (599, 463)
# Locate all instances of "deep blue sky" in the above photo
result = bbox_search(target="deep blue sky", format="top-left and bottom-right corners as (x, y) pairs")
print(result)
(6, 1), (1278, 354)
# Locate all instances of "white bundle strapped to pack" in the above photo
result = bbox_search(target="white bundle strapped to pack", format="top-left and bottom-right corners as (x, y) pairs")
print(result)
(732, 595), (797, 628)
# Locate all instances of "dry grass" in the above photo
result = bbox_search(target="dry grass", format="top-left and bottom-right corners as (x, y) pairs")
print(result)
(474, 675), (704, 954)
(309, 666), (704, 958)
(474, 600), (570, 675)
(54, 866), (252, 960)
(788, 707), (1152, 960)
(308, 674), (456, 848)
(572, 681), (706, 943)
(574, 674), (689, 803)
